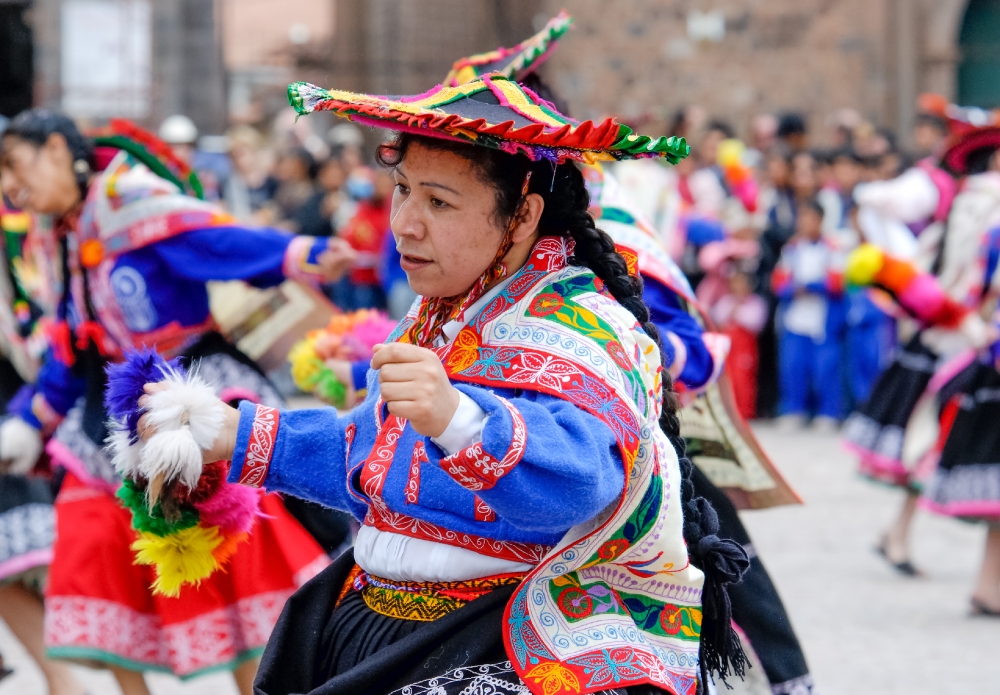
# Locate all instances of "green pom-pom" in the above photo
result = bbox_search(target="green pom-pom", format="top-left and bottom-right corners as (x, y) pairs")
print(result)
(117, 479), (200, 537)
(313, 366), (348, 409)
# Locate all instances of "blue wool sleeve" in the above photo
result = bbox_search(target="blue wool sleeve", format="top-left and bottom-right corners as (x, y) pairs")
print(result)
(228, 401), (352, 511)
(424, 385), (625, 533)
(350, 360), (369, 391)
(151, 226), (319, 288)
(643, 279), (715, 389)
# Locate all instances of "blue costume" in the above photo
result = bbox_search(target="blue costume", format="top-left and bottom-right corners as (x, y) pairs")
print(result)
(772, 239), (845, 419)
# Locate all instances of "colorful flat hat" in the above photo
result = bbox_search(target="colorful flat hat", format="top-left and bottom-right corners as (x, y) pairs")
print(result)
(919, 93), (1000, 174)
(287, 75), (689, 165)
(443, 11), (571, 88)
(90, 119), (204, 198)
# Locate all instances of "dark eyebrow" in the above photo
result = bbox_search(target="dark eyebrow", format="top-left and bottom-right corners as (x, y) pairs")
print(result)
(394, 164), (459, 195)
(419, 181), (460, 195)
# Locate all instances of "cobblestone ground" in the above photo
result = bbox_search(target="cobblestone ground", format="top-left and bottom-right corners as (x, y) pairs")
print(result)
(2, 422), (998, 694)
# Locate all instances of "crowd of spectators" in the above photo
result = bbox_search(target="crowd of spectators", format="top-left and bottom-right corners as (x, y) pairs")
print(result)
(612, 106), (950, 426)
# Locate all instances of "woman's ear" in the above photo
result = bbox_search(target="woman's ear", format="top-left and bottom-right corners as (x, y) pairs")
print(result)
(511, 192), (545, 243)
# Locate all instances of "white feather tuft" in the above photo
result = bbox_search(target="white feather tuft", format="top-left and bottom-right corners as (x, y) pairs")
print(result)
(139, 426), (204, 490)
(144, 370), (226, 450)
(132, 368), (226, 487)
(106, 425), (143, 478)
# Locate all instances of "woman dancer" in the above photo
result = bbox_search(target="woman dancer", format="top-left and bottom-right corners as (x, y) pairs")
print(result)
(442, 17), (812, 693)
(846, 234), (1000, 613)
(844, 104), (1000, 574)
(124, 75), (748, 695)
(0, 111), (349, 694)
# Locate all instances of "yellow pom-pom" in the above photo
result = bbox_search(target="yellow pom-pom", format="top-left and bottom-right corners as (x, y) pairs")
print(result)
(846, 244), (885, 286)
(288, 338), (322, 391)
(717, 138), (745, 168)
(132, 525), (223, 597)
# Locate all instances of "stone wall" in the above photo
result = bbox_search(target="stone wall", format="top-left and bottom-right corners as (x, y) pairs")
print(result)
(538, 0), (895, 144)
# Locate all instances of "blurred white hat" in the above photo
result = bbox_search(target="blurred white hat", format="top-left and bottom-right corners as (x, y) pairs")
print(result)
(328, 123), (364, 148)
(159, 115), (199, 145)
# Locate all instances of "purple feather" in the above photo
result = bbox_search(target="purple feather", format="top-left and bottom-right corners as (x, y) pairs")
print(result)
(105, 349), (182, 438)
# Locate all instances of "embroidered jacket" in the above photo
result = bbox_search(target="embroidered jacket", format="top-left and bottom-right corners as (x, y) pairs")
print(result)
(229, 236), (704, 695)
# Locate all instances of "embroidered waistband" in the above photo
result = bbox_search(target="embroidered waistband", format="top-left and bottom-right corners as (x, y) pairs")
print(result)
(338, 565), (524, 622)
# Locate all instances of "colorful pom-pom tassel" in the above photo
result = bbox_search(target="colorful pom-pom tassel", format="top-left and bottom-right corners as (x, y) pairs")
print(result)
(132, 524), (223, 597)
(845, 244), (884, 287)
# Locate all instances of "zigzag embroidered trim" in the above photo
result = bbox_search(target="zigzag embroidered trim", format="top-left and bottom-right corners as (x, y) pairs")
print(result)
(351, 569), (525, 622)
(238, 405), (280, 487)
(438, 397), (527, 491)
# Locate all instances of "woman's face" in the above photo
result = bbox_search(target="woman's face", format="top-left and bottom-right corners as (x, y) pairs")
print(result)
(0, 134), (81, 215)
(390, 142), (539, 298)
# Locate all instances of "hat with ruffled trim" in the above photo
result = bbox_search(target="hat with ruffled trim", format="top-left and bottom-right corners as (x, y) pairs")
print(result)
(919, 93), (1000, 174)
(443, 11), (571, 88)
(287, 74), (689, 165)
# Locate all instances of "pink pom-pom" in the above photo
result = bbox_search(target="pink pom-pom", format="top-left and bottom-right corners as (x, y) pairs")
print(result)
(193, 483), (262, 535)
(348, 314), (398, 359)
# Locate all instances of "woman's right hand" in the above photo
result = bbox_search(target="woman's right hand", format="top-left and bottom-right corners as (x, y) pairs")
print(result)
(137, 383), (242, 464)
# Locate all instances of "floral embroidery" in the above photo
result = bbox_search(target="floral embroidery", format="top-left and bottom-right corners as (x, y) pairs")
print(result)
(439, 397), (527, 491)
(659, 604), (683, 635)
(406, 441), (425, 505)
(565, 648), (649, 689)
(237, 405), (280, 487)
(597, 538), (630, 561)
(556, 587), (593, 619)
(524, 661), (581, 694)
(605, 340), (632, 370)
(474, 496), (497, 522)
(528, 293), (564, 317)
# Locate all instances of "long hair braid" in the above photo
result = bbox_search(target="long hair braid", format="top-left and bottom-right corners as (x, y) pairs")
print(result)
(378, 134), (748, 689)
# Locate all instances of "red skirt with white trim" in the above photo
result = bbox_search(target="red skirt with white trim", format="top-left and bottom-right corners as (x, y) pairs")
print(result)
(44, 471), (329, 678)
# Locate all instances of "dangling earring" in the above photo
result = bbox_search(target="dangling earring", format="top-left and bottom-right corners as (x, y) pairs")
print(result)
(73, 159), (91, 199)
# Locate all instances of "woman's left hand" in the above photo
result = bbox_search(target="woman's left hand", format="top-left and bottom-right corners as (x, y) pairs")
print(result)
(370, 343), (460, 438)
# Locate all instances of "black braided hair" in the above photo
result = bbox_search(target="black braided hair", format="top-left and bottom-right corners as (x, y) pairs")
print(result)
(378, 133), (748, 690)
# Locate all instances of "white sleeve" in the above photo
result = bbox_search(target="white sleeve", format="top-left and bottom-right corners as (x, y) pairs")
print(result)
(853, 168), (939, 224)
(431, 391), (488, 456)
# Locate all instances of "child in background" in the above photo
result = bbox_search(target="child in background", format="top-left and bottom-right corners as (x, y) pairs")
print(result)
(772, 199), (846, 430)
(711, 270), (767, 419)
(329, 169), (393, 310)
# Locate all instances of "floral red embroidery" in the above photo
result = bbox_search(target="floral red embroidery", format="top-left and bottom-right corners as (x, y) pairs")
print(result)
(406, 441), (426, 505)
(605, 340), (632, 370)
(597, 538), (630, 561)
(473, 495), (497, 522)
(237, 404), (280, 487)
(439, 397), (527, 491)
(557, 587), (593, 619)
(659, 604), (683, 635)
(528, 292), (564, 317)
(360, 413), (547, 564)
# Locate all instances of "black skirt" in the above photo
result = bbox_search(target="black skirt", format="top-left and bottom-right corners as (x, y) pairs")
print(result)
(254, 550), (673, 695)
(843, 334), (940, 464)
(924, 361), (1000, 521)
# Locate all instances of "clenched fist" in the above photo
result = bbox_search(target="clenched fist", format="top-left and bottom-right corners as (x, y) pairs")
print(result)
(370, 343), (459, 437)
